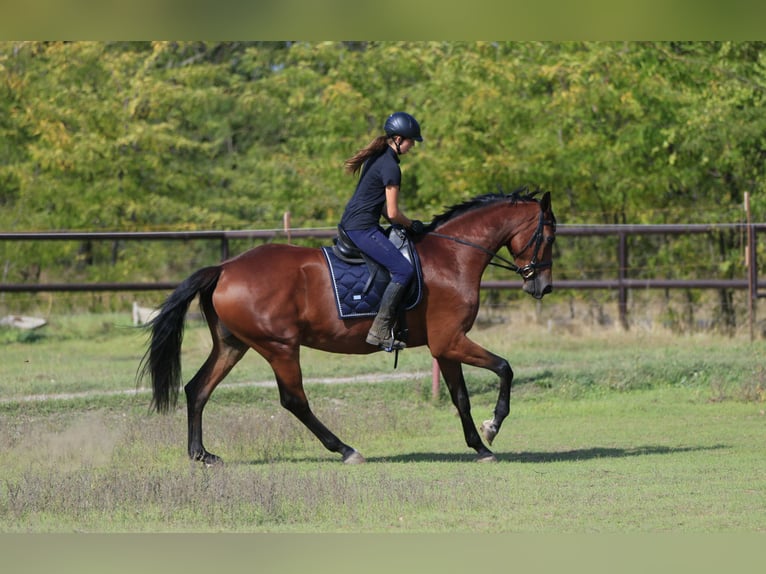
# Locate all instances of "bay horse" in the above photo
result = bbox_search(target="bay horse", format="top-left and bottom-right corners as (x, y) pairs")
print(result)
(140, 188), (555, 464)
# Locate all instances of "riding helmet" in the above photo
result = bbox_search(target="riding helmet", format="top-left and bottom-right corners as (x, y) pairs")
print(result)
(384, 112), (423, 142)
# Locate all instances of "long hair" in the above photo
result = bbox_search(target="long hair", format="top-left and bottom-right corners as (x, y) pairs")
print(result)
(344, 135), (390, 175)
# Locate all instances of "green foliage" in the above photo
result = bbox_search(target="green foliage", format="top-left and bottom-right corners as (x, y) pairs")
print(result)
(1, 41), (764, 320)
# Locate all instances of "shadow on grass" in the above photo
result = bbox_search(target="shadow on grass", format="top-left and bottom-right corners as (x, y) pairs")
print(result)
(237, 444), (729, 465)
(367, 444), (729, 464)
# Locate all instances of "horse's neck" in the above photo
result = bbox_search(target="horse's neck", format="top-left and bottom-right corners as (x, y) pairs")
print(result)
(439, 206), (527, 251)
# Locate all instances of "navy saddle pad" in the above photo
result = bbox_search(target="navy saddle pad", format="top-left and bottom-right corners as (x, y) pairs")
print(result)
(321, 232), (423, 319)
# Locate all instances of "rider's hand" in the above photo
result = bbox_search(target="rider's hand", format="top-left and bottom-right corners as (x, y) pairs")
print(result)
(409, 220), (425, 235)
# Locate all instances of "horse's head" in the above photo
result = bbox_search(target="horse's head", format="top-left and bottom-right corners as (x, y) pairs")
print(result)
(426, 188), (556, 300)
(510, 191), (555, 300)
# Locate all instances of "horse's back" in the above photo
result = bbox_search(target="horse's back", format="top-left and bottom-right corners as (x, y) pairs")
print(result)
(228, 242), (319, 267)
(211, 244), (332, 339)
(216, 243), (322, 296)
(211, 242), (379, 353)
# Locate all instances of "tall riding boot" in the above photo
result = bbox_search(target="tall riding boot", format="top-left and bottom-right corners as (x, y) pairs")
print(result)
(366, 282), (407, 351)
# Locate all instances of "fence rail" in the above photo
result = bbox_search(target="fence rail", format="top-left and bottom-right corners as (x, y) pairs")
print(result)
(1, 223), (763, 333)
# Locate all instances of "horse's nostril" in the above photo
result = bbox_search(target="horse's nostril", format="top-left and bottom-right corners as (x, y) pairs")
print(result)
(542, 284), (553, 295)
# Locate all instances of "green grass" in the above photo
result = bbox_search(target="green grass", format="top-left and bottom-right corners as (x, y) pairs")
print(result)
(0, 314), (764, 532)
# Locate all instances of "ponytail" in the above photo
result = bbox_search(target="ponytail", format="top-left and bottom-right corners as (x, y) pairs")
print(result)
(344, 136), (390, 175)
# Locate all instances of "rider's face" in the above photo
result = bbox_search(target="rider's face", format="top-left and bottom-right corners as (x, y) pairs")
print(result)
(396, 137), (416, 155)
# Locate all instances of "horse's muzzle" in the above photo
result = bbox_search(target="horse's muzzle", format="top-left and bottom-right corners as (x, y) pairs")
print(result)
(523, 276), (553, 299)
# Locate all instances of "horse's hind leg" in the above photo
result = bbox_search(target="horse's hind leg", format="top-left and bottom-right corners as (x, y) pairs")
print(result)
(185, 331), (248, 466)
(268, 350), (364, 464)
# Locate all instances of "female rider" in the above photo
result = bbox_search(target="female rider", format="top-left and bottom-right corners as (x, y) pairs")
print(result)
(339, 112), (425, 351)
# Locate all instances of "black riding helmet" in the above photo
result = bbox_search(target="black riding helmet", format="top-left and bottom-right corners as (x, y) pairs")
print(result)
(384, 112), (423, 142)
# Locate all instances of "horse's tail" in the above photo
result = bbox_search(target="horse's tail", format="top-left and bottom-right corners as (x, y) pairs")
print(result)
(139, 265), (222, 413)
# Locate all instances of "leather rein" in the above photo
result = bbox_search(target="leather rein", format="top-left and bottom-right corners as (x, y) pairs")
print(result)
(427, 210), (554, 280)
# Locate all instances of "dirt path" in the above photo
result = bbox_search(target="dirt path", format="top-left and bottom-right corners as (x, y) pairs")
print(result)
(2, 370), (431, 404)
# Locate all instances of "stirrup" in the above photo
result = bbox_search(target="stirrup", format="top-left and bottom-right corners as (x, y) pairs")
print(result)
(381, 337), (407, 353)
(366, 329), (407, 352)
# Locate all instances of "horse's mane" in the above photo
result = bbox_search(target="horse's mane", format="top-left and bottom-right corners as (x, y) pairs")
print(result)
(425, 186), (540, 232)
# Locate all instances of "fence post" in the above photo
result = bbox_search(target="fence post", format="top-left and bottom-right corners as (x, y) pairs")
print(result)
(745, 192), (756, 341)
(284, 212), (292, 245)
(221, 237), (229, 261)
(431, 358), (440, 400)
(618, 231), (629, 330)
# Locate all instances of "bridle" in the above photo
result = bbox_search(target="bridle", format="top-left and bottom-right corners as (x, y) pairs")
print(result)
(428, 209), (555, 280)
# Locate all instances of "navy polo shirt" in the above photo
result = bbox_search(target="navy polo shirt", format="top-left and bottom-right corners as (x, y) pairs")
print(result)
(340, 146), (401, 231)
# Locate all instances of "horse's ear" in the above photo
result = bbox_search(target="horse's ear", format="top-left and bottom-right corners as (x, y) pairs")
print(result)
(540, 191), (551, 211)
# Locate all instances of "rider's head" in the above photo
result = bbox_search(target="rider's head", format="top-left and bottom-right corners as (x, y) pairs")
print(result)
(385, 112), (423, 141)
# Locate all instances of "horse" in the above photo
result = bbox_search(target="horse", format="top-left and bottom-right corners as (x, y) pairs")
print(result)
(140, 188), (556, 464)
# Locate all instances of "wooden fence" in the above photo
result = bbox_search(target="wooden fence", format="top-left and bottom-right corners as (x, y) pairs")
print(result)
(1, 222), (764, 335)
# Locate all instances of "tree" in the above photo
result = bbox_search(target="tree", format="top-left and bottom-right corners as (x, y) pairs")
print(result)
(1, 41), (764, 325)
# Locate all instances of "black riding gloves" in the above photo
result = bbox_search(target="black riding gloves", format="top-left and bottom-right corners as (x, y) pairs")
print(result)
(409, 220), (426, 235)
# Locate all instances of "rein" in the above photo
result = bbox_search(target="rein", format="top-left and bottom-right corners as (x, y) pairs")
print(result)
(428, 232), (521, 272)
(427, 210), (553, 280)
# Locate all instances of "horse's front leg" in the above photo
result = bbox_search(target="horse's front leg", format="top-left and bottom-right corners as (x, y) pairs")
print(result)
(436, 357), (496, 462)
(434, 335), (514, 448)
(478, 354), (513, 446)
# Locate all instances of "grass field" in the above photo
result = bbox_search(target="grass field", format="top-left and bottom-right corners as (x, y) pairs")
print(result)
(1, 311), (764, 533)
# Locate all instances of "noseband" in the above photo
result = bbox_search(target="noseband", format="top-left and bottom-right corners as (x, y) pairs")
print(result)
(429, 209), (554, 280)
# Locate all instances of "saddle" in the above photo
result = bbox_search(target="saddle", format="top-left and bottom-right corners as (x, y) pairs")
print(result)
(321, 225), (423, 320)
(332, 226), (368, 263)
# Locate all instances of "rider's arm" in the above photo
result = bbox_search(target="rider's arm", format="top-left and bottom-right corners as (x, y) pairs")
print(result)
(384, 185), (413, 228)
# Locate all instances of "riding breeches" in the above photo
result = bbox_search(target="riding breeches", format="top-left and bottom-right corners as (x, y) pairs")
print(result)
(344, 226), (414, 286)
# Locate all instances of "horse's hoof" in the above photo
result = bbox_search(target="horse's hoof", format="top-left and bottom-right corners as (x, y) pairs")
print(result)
(192, 451), (223, 467)
(476, 453), (497, 463)
(480, 420), (498, 445)
(343, 450), (366, 465)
